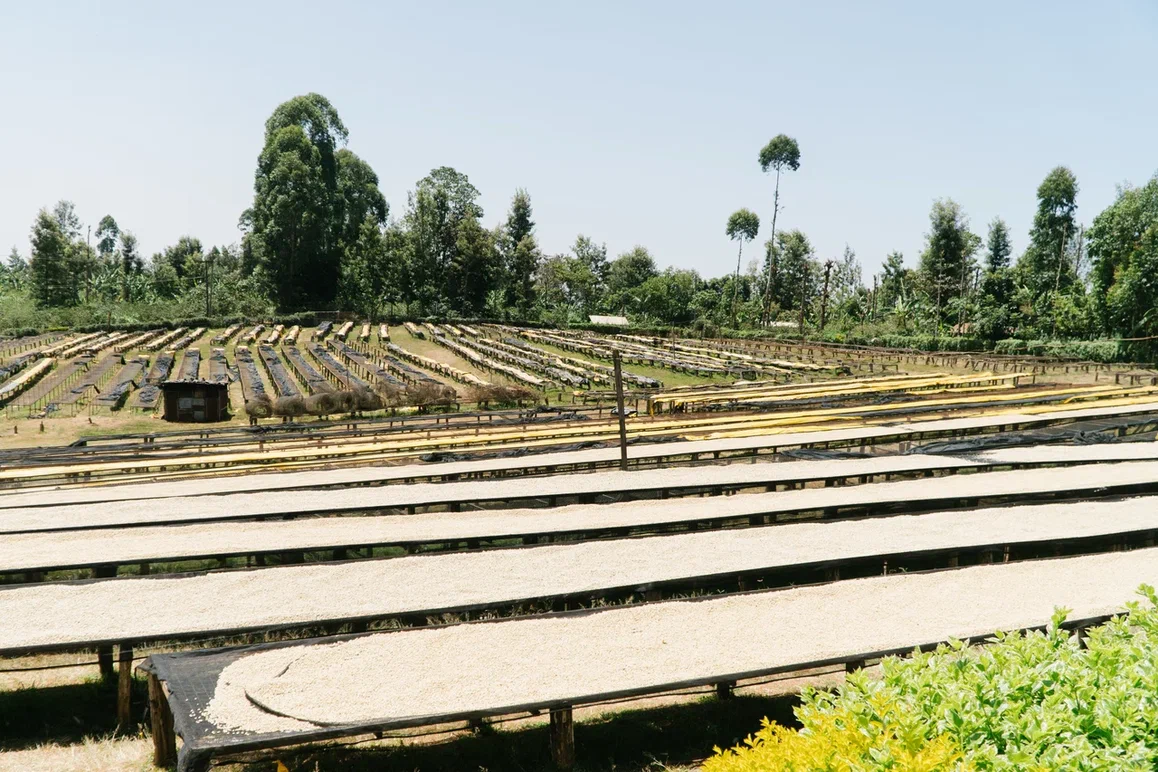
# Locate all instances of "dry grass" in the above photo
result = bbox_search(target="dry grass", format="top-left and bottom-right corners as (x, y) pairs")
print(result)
(0, 736), (154, 772)
(0, 653), (102, 691)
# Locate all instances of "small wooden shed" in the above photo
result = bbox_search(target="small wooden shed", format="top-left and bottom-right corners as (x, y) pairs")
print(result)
(159, 380), (229, 423)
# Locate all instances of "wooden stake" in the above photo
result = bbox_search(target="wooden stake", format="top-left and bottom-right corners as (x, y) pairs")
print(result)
(98, 646), (114, 681)
(117, 643), (134, 729)
(613, 351), (628, 472)
(550, 706), (575, 769)
(147, 673), (177, 767)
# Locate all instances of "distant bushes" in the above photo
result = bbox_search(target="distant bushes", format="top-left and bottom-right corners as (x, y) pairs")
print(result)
(2, 311), (322, 338)
(716, 328), (1154, 364)
(993, 338), (1131, 363)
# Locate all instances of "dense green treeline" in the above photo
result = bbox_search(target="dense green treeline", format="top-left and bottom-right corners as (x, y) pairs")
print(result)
(4, 92), (1158, 352)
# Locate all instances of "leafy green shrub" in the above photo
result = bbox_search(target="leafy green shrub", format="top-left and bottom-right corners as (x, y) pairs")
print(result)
(708, 588), (1158, 771)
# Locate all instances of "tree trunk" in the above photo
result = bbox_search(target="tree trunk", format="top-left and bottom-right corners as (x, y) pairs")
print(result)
(935, 283), (943, 338)
(762, 167), (782, 325)
(730, 240), (744, 329)
(798, 272), (807, 339)
(958, 252), (969, 332)
(819, 260), (833, 331)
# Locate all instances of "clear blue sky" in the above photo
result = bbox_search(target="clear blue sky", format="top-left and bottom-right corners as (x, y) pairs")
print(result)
(2, 1), (1156, 279)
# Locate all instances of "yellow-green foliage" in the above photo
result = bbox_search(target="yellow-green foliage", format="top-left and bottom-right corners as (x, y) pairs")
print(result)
(707, 589), (1158, 771)
(704, 692), (973, 772)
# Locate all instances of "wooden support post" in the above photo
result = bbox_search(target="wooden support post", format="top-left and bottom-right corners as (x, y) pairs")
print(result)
(550, 706), (576, 769)
(117, 643), (134, 729)
(98, 646), (115, 681)
(613, 351), (628, 471)
(147, 673), (177, 768)
(715, 680), (735, 700)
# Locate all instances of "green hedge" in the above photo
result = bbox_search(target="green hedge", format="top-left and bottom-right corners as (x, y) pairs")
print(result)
(993, 338), (1138, 363)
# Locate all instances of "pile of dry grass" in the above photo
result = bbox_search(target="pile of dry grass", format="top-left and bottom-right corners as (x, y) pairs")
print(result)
(353, 387), (383, 411)
(304, 391), (339, 417)
(332, 390), (359, 413)
(375, 383), (407, 409)
(301, 388), (382, 418)
(467, 384), (537, 407)
(406, 382), (457, 408)
(273, 395), (307, 418)
(244, 393), (273, 418)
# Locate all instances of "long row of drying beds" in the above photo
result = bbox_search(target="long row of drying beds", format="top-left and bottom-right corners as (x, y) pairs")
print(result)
(143, 536), (1158, 771)
(0, 370), (1143, 458)
(143, 552), (1150, 770)
(5, 480), (1158, 651)
(4, 433), (1158, 768)
(1, 373), (1066, 469)
(4, 391), (1158, 490)
(4, 437), (1158, 515)
(5, 443), (1158, 538)
(5, 369), (1007, 465)
(1, 374), (1142, 472)
(4, 446), (1158, 571)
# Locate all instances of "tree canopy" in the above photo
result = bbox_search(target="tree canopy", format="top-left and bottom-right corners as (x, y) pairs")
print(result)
(918, 198), (980, 327)
(1088, 175), (1158, 337)
(248, 93), (386, 309)
(12, 103), (1158, 362)
(758, 135), (801, 174)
